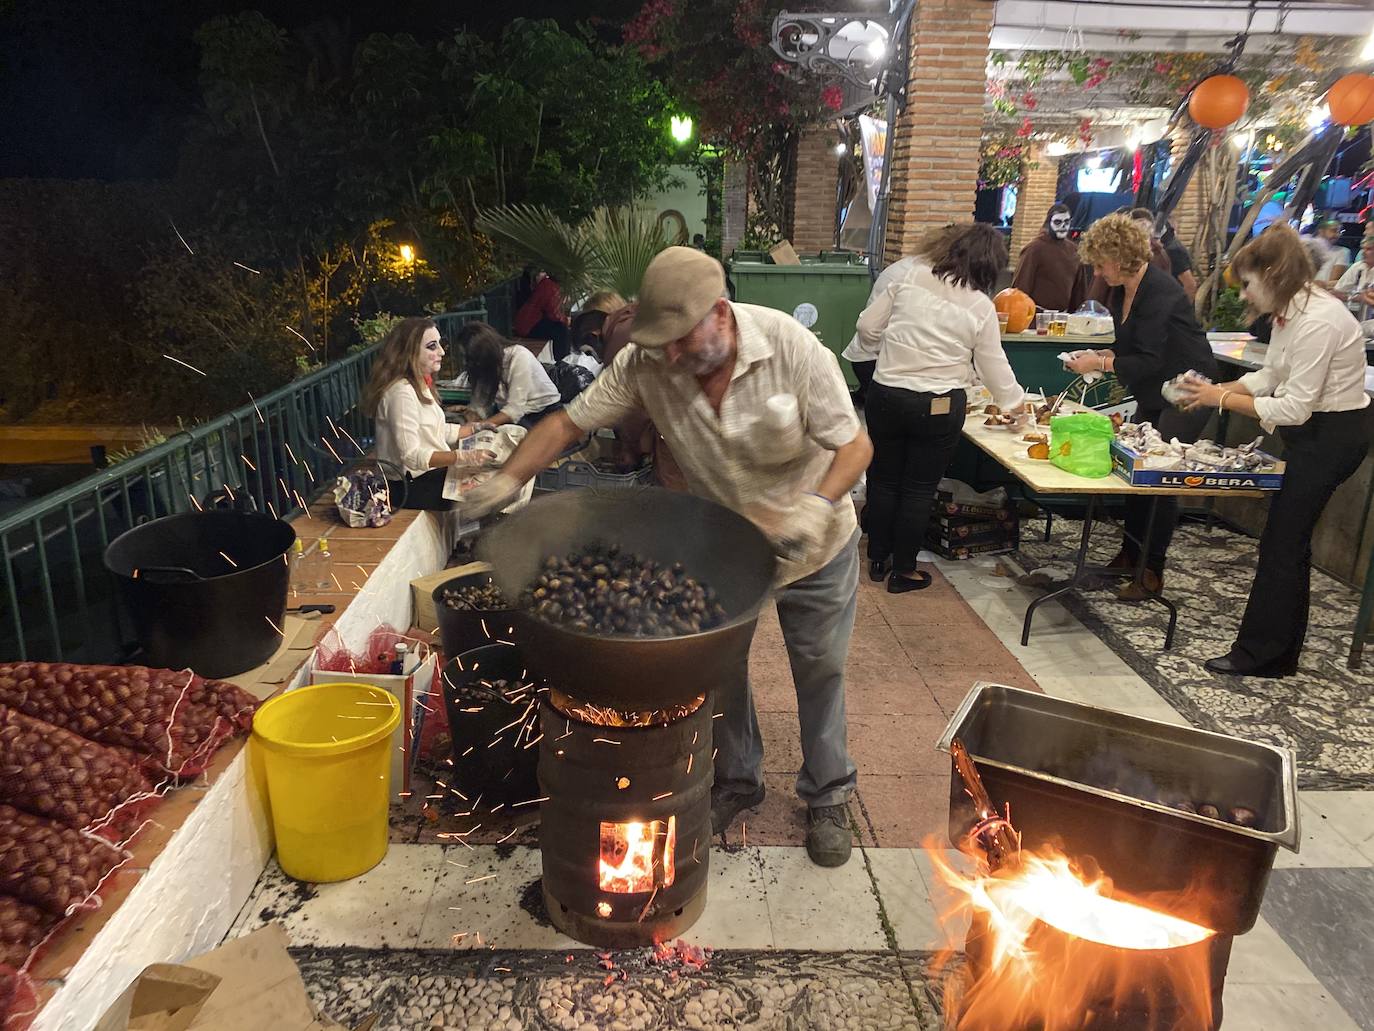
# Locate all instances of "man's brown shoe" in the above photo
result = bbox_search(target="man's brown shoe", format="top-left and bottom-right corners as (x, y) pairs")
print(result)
(1118, 568), (1162, 601)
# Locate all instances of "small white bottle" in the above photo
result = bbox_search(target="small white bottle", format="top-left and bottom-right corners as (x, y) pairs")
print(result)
(391, 642), (409, 675)
(314, 538), (333, 591)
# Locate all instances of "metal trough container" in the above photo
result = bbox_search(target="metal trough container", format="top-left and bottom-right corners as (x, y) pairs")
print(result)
(937, 683), (1300, 935)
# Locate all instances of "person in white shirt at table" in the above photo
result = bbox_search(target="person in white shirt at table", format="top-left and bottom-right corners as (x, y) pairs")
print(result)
(453, 322), (563, 430)
(1331, 237), (1374, 326)
(852, 223), (1026, 591)
(360, 317), (495, 510)
(1176, 224), (1374, 678)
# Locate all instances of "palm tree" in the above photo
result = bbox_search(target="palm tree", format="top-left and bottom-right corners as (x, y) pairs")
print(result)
(475, 204), (688, 302)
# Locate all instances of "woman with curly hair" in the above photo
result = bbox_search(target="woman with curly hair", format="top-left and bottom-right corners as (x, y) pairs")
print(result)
(1064, 213), (1218, 599)
(1174, 224), (1373, 677)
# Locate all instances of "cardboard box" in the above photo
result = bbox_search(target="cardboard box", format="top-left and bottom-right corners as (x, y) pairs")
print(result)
(308, 651), (436, 794)
(411, 562), (490, 634)
(935, 500), (1016, 522)
(1110, 439), (1285, 491)
(930, 518), (1019, 545)
(94, 924), (371, 1031)
(926, 536), (1019, 561)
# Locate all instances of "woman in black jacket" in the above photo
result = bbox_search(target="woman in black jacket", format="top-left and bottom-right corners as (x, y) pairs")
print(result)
(1065, 213), (1219, 599)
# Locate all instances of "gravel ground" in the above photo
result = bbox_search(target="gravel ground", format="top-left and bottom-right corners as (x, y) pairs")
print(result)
(292, 946), (946, 1030)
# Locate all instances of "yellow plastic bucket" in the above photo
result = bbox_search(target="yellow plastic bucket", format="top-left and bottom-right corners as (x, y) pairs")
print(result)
(252, 681), (400, 882)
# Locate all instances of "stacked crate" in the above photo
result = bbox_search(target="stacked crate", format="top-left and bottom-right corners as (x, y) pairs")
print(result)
(926, 487), (1020, 560)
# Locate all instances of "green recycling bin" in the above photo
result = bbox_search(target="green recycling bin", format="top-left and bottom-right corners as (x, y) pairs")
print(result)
(729, 253), (872, 389)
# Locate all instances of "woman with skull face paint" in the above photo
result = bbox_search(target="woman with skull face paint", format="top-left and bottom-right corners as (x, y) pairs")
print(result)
(1174, 225), (1374, 677)
(1010, 203), (1082, 312)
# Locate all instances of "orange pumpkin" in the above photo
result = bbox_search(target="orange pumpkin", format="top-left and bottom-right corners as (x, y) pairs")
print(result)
(1188, 75), (1250, 129)
(994, 288), (1036, 334)
(1328, 73), (1374, 126)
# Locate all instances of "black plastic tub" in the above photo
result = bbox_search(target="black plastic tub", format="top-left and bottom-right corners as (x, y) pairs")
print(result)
(431, 570), (518, 660)
(439, 642), (540, 809)
(104, 510), (295, 678)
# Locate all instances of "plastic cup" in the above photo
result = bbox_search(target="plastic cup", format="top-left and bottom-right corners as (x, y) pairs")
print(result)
(997, 311), (1011, 332)
(1035, 312), (1051, 334)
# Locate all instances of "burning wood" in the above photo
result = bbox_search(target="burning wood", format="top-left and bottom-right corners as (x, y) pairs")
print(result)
(951, 739), (1020, 871)
(548, 688), (706, 728)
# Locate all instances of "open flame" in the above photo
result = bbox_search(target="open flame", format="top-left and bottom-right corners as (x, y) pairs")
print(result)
(599, 818), (675, 894)
(931, 844), (1222, 1031)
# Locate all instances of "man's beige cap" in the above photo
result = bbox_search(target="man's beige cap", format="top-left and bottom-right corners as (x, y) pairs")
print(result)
(629, 246), (726, 348)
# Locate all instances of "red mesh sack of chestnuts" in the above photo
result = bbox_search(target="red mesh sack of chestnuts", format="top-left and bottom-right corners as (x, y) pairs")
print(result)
(0, 962), (41, 1031)
(0, 896), (55, 971)
(0, 805), (127, 918)
(0, 706), (155, 837)
(0, 663), (258, 779)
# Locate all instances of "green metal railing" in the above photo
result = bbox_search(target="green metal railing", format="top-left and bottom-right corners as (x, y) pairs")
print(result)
(0, 280), (515, 665)
(0, 347), (380, 663)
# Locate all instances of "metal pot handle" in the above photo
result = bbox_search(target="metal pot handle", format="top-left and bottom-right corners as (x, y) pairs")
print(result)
(203, 489), (257, 513)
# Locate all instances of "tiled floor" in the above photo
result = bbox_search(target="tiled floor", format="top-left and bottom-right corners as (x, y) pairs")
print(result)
(232, 545), (1374, 1029)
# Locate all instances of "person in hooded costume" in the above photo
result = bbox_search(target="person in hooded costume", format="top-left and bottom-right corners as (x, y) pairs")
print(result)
(1011, 203), (1082, 312)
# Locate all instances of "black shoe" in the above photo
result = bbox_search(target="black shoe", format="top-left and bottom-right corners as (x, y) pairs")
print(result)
(806, 804), (853, 867)
(869, 558), (891, 582)
(1203, 654), (1296, 678)
(886, 570), (932, 593)
(710, 784), (765, 835)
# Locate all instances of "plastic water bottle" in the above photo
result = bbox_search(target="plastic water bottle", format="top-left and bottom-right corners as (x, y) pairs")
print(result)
(289, 539), (306, 595)
(314, 538), (333, 591)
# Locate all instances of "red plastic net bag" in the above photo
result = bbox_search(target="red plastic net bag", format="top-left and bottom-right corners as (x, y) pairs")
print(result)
(0, 706), (154, 834)
(0, 663), (258, 778)
(0, 963), (40, 1031)
(0, 805), (127, 918)
(0, 897), (55, 970)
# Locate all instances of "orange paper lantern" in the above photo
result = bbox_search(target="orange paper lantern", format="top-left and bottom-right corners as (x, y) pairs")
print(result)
(1188, 75), (1250, 129)
(1327, 73), (1374, 127)
(994, 288), (1037, 334)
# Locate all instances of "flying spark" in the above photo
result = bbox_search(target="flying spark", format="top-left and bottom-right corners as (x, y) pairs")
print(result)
(170, 220), (194, 255)
(246, 391), (264, 423)
(240, 454), (257, 471)
(233, 261), (261, 274)
(264, 616), (284, 637)
(163, 354), (207, 376)
(284, 324), (316, 351)
(218, 551), (238, 568)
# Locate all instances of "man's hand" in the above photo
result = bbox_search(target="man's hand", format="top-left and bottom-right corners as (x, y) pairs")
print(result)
(771, 493), (834, 563)
(462, 472), (523, 517)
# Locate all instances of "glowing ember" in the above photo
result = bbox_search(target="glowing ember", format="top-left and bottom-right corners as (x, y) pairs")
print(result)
(931, 845), (1220, 1031)
(599, 818), (676, 894)
(596, 901), (612, 918)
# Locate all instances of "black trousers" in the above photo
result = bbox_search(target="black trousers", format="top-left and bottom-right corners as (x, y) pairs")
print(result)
(851, 359), (875, 402)
(1230, 406), (1374, 668)
(386, 468), (450, 511)
(1123, 404), (1213, 573)
(864, 382), (966, 574)
(527, 318), (571, 361)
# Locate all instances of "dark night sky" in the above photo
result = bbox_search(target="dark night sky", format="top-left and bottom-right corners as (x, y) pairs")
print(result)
(0, 0), (640, 180)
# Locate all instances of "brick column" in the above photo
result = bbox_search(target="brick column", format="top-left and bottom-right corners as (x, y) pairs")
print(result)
(883, 0), (994, 264)
(789, 128), (841, 253)
(1009, 144), (1060, 269)
(722, 159), (749, 256)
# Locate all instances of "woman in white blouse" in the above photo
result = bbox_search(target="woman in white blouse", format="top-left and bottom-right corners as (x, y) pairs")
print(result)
(853, 223), (1026, 592)
(360, 318), (495, 510)
(453, 322), (563, 430)
(1177, 225), (1374, 677)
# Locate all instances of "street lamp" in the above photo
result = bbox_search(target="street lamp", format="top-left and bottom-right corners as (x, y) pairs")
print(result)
(670, 116), (694, 144)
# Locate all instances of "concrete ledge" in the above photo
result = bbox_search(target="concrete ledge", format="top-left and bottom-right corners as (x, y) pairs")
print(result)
(31, 506), (458, 1029)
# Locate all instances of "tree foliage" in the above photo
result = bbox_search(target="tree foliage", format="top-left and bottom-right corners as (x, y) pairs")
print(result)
(115, 13), (678, 420)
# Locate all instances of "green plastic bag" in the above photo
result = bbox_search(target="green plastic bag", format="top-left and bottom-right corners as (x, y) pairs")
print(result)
(1049, 411), (1115, 478)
